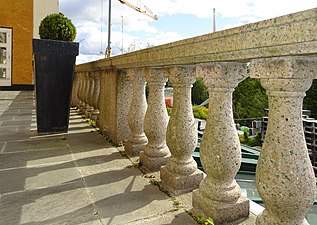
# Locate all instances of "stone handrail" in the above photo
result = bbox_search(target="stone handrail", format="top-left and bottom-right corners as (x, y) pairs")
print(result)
(73, 8), (317, 225)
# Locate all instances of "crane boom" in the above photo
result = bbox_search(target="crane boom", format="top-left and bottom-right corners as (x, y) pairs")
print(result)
(118, 0), (158, 20)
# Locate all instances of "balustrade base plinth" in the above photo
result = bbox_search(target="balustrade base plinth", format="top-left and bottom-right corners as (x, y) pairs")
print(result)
(192, 190), (249, 225)
(140, 151), (170, 172)
(256, 210), (309, 225)
(160, 166), (203, 195)
(124, 140), (147, 157)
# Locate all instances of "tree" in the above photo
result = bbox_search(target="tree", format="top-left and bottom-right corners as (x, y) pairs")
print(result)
(233, 77), (268, 119)
(192, 78), (208, 105)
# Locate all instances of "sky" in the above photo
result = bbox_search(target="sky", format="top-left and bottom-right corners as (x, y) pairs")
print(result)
(59, 0), (317, 64)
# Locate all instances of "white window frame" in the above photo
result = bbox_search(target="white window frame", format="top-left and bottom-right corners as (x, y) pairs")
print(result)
(0, 28), (12, 86)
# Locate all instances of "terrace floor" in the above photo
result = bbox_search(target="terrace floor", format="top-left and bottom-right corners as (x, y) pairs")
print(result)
(0, 90), (256, 225)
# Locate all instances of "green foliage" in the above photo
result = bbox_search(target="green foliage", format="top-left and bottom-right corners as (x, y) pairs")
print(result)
(191, 77), (268, 120)
(192, 78), (209, 105)
(239, 131), (262, 147)
(233, 77), (268, 119)
(39, 13), (76, 41)
(304, 80), (317, 119)
(193, 106), (209, 120)
(166, 106), (172, 115)
(186, 211), (214, 225)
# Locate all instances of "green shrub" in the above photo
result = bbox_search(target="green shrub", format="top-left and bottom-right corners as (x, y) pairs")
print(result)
(39, 13), (76, 41)
(193, 106), (209, 120)
(239, 131), (262, 147)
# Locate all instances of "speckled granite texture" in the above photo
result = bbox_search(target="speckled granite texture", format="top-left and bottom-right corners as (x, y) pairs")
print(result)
(160, 66), (203, 194)
(85, 73), (95, 118)
(140, 68), (171, 172)
(71, 72), (80, 107)
(192, 62), (249, 224)
(125, 68), (148, 156)
(82, 72), (90, 114)
(91, 71), (100, 122)
(250, 57), (317, 225)
(75, 72), (84, 112)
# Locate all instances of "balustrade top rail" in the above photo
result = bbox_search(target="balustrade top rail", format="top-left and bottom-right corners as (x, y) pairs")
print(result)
(76, 8), (317, 72)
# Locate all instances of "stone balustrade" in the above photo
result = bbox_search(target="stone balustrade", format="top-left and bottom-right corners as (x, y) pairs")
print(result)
(75, 71), (101, 126)
(72, 8), (317, 225)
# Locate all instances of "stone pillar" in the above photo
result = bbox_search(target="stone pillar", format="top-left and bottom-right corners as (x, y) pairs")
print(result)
(250, 57), (317, 225)
(79, 72), (88, 114)
(160, 66), (203, 194)
(125, 68), (148, 156)
(192, 62), (249, 224)
(77, 72), (85, 113)
(140, 68), (170, 172)
(71, 72), (79, 107)
(91, 71), (101, 124)
(85, 72), (95, 118)
(82, 72), (90, 114)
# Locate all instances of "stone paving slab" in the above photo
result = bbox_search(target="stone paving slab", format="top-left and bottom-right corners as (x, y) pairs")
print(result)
(0, 181), (100, 225)
(0, 146), (73, 170)
(0, 162), (81, 194)
(3, 136), (67, 153)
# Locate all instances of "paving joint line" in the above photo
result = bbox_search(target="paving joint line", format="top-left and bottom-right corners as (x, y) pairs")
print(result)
(1, 145), (69, 155)
(67, 144), (104, 224)
(1, 142), (7, 154)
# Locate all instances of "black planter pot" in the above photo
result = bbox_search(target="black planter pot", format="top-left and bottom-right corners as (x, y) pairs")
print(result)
(33, 39), (79, 134)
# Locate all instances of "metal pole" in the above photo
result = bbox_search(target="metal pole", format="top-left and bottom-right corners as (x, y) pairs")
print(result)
(213, 8), (216, 32)
(106, 0), (112, 58)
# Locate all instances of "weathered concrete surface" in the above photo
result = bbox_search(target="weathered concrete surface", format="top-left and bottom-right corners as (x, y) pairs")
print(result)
(0, 91), (198, 225)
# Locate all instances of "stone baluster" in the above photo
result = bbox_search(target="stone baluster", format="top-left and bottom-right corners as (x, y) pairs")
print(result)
(91, 70), (101, 124)
(82, 72), (90, 114)
(79, 72), (88, 114)
(77, 72), (85, 113)
(160, 66), (203, 194)
(140, 67), (170, 172)
(71, 72), (79, 107)
(85, 72), (95, 118)
(192, 62), (249, 224)
(125, 68), (148, 156)
(250, 57), (317, 225)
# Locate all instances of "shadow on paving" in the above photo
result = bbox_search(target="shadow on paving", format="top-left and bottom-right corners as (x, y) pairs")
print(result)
(0, 91), (193, 225)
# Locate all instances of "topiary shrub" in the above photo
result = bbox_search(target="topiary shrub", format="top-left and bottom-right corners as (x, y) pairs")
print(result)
(39, 13), (76, 42)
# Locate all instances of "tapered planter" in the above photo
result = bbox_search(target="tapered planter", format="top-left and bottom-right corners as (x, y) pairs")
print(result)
(33, 39), (79, 134)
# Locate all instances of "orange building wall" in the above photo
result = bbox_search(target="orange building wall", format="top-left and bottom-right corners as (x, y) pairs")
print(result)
(0, 0), (33, 85)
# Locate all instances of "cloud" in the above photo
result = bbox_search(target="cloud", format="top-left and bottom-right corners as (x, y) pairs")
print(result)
(148, 0), (317, 19)
(76, 54), (104, 65)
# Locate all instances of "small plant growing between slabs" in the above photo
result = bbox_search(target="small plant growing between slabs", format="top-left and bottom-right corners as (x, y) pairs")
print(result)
(186, 211), (214, 225)
(88, 119), (95, 127)
(39, 13), (76, 41)
(149, 178), (172, 197)
(134, 159), (143, 169)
